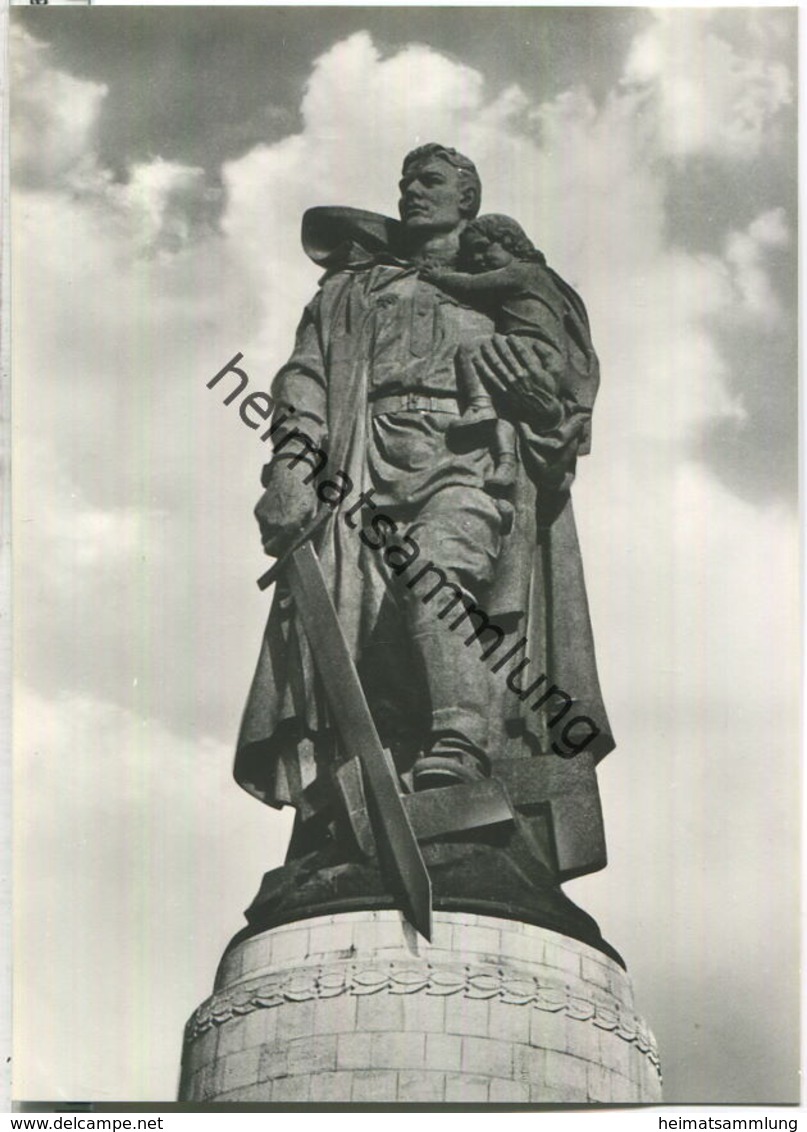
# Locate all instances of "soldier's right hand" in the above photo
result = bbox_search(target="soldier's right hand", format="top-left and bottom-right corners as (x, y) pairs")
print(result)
(254, 459), (318, 557)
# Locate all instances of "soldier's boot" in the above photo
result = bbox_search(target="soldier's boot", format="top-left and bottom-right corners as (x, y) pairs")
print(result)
(407, 623), (491, 791)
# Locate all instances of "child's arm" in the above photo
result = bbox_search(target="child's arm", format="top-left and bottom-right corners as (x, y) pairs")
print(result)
(421, 262), (523, 297)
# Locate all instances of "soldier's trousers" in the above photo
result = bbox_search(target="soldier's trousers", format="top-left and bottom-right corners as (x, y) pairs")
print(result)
(363, 485), (505, 764)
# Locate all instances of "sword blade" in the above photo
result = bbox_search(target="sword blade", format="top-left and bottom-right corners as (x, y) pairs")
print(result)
(287, 542), (432, 941)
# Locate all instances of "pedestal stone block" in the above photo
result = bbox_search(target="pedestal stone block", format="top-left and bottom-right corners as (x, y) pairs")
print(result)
(179, 911), (661, 1104)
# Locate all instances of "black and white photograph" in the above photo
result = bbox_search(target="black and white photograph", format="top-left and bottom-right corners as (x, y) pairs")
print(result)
(9, 4), (799, 1110)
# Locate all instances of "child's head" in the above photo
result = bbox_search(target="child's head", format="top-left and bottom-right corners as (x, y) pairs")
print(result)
(459, 214), (545, 271)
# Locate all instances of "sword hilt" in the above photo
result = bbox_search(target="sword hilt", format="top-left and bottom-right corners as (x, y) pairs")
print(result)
(256, 508), (331, 591)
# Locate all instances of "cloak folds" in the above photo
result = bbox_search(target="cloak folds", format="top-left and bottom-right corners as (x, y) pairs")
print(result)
(235, 208), (615, 818)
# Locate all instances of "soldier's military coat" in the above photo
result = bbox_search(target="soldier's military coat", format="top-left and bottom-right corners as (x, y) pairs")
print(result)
(235, 208), (614, 816)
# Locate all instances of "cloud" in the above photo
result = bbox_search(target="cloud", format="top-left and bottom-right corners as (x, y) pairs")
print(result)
(725, 207), (790, 320)
(12, 112), (265, 742)
(301, 32), (486, 148)
(10, 25), (220, 253)
(621, 10), (792, 160)
(109, 160), (221, 252)
(10, 25), (108, 190)
(689, 205), (796, 505)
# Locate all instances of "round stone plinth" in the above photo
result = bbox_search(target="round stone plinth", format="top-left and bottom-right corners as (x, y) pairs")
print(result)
(179, 911), (661, 1104)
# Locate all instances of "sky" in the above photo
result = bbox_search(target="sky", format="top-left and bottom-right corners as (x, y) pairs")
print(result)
(9, 5), (799, 1105)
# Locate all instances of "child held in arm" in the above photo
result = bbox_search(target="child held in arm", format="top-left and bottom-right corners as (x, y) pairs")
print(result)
(421, 214), (566, 493)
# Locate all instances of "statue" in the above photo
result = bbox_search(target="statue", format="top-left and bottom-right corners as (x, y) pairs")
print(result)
(234, 144), (618, 958)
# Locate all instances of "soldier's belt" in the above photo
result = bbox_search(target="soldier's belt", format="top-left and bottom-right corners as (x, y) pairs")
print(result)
(369, 392), (462, 417)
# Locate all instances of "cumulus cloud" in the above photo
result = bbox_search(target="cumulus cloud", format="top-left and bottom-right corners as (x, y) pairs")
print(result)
(725, 207), (790, 320)
(10, 25), (107, 190)
(109, 159), (221, 252)
(302, 32), (486, 150)
(622, 10), (792, 159)
(10, 25), (219, 252)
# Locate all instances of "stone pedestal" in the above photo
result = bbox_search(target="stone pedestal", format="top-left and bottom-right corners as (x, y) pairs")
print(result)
(179, 911), (661, 1104)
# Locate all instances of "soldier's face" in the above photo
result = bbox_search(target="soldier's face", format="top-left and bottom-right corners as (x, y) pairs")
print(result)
(398, 158), (468, 233)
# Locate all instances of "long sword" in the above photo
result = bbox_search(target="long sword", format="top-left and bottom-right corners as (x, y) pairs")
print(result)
(280, 541), (433, 941)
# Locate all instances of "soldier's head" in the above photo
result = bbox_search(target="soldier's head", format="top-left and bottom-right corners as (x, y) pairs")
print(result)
(398, 144), (482, 234)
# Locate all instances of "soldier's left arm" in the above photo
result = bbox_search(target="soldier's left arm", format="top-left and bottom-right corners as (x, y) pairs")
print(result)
(469, 270), (600, 486)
